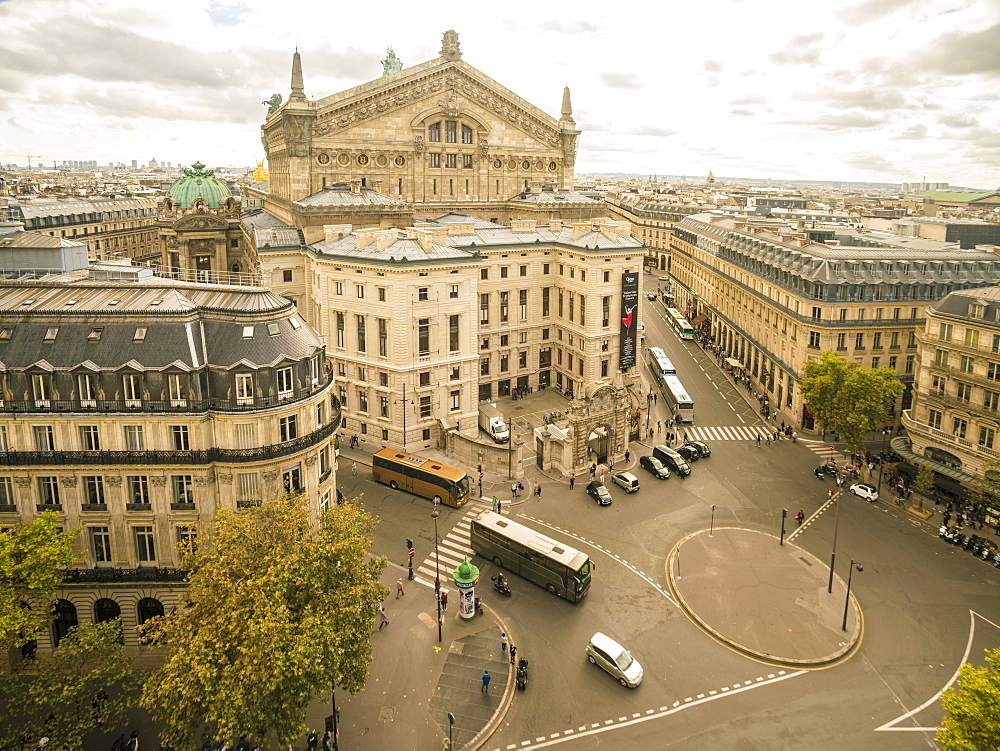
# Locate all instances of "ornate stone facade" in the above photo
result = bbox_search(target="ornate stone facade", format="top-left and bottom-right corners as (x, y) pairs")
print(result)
(260, 31), (581, 211)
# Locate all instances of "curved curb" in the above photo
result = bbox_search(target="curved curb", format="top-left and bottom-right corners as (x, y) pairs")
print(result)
(665, 528), (863, 669)
(465, 604), (517, 750)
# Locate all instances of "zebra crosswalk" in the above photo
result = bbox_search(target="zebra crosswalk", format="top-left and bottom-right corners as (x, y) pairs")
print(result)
(682, 425), (770, 442)
(413, 504), (483, 585)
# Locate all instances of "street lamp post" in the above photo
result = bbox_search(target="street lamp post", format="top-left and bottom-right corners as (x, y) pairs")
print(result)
(827, 490), (842, 593)
(841, 559), (863, 631)
(710, 504), (716, 537)
(448, 712), (455, 749)
(876, 427), (892, 497)
(646, 391), (653, 432)
(431, 505), (442, 643)
(780, 508), (787, 546)
(393, 384), (413, 452)
(330, 685), (339, 751)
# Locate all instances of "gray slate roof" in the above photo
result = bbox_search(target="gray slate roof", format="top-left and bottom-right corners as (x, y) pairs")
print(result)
(241, 210), (304, 250)
(294, 186), (409, 208)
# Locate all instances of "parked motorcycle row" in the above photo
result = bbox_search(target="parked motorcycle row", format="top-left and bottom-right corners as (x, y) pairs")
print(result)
(939, 524), (1000, 566)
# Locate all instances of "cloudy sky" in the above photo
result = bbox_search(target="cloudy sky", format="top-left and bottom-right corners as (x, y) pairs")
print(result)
(1, 0), (998, 188)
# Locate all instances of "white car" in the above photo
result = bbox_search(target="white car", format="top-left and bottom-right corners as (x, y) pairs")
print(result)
(586, 632), (643, 687)
(849, 483), (878, 502)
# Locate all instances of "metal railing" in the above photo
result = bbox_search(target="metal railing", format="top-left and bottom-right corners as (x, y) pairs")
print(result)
(2, 420), (339, 467)
(63, 567), (187, 583)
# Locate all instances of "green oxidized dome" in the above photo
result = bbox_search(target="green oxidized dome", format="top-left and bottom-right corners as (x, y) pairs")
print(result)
(166, 161), (232, 208)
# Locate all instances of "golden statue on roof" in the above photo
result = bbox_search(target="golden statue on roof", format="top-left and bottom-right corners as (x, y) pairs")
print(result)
(253, 160), (269, 182)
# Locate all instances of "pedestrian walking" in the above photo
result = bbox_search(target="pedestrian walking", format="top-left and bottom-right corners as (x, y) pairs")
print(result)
(396, 578), (405, 598)
(496, 499), (503, 515)
(482, 671), (491, 693)
(609, 459), (615, 471)
(795, 510), (804, 525)
(569, 473), (576, 489)
(440, 590), (448, 611)
(351, 461), (357, 476)
(792, 430), (798, 443)
(501, 632), (508, 652)
(625, 450), (630, 463)
(755, 435), (761, 448)
(765, 434), (771, 446)
(535, 484), (542, 498)
(492, 496), (498, 512)
(511, 482), (518, 498)
(683, 431), (688, 442)
(599, 470), (605, 484)
(653, 392), (657, 405)
(657, 420), (662, 433)
(509, 644), (517, 665)
(377, 603), (389, 630)
(649, 427), (654, 439)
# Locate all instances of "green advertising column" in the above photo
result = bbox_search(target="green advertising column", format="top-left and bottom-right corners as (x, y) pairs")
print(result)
(453, 556), (480, 620)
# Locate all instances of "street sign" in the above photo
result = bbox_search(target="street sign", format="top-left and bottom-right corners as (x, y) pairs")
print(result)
(408, 548), (415, 557)
(478, 472), (484, 480)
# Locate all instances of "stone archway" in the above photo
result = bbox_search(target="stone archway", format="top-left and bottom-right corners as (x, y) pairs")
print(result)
(565, 382), (631, 470)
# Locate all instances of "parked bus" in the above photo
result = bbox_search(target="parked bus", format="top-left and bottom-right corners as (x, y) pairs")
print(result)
(659, 374), (695, 423)
(470, 511), (592, 601)
(372, 448), (472, 507)
(665, 307), (696, 340)
(647, 346), (677, 377)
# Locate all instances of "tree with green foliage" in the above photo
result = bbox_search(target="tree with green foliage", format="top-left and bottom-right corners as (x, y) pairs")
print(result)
(938, 648), (1000, 749)
(0, 512), (79, 647)
(910, 464), (936, 508)
(800, 351), (905, 469)
(0, 620), (139, 750)
(140, 493), (388, 750)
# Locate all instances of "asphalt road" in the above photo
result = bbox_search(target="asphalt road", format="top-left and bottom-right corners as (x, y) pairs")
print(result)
(341, 290), (1000, 750)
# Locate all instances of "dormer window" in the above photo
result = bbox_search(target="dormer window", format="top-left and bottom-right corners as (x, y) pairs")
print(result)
(242, 326), (255, 339)
(0, 328), (12, 342)
(44, 327), (59, 342)
(133, 327), (147, 341)
(87, 327), (103, 341)
(970, 304), (986, 320)
(267, 323), (280, 336)
(289, 317), (302, 330)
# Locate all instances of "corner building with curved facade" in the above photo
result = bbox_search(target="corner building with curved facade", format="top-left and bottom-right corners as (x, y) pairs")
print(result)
(0, 247), (338, 656)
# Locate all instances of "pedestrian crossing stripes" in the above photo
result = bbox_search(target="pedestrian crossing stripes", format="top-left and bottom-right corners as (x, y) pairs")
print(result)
(682, 425), (770, 442)
(414, 505), (481, 583)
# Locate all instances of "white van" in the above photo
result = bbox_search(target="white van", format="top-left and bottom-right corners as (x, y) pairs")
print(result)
(586, 632), (643, 687)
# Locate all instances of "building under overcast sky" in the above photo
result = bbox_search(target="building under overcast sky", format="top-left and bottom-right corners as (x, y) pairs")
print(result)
(0, 0), (997, 187)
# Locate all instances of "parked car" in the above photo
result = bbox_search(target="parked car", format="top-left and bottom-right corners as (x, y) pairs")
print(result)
(850, 483), (878, 502)
(646, 292), (657, 301)
(586, 480), (613, 506)
(611, 471), (640, 494)
(683, 440), (711, 458)
(639, 455), (670, 479)
(675, 444), (700, 463)
(652, 445), (692, 476)
(586, 632), (643, 688)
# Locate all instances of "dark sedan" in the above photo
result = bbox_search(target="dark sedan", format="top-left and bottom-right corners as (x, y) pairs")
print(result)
(586, 481), (613, 506)
(639, 455), (670, 479)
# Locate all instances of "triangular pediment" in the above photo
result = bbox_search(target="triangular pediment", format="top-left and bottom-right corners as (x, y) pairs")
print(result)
(312, 61), (563, 149)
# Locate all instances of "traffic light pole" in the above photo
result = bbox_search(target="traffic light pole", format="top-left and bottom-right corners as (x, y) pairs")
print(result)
(406, 537), (414, 580)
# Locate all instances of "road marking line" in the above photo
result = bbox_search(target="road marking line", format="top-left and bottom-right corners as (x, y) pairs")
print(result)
(618, 717), (627, 722)
(518, 514), (676, 604)
(496, 671), (807, 750)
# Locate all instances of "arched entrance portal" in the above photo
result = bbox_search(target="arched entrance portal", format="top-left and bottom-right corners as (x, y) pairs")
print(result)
(587, 425), (611, 465)
(51, 599), (78, 648)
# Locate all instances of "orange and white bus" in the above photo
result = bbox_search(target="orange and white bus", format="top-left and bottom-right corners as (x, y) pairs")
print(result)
(372, 448), (473, 507)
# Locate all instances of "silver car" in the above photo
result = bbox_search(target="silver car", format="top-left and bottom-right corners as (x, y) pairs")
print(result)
(586, 632), (643, 687)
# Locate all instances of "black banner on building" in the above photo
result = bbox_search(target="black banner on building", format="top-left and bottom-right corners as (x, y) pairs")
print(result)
(619, 271), (639, 371)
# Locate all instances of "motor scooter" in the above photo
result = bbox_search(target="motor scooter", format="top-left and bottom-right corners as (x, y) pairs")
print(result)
(516, 658), (528, 690)
(491, 575), (511, 597)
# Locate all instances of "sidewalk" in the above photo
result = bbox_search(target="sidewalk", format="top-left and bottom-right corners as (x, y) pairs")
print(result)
(304, 563), (514, 750)
(666, 527), (862, 667)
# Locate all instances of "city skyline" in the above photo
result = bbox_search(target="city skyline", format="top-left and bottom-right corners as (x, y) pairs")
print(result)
(0, 0), (997, 189)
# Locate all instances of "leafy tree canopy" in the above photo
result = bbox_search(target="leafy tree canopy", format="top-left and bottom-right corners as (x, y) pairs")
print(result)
(800, 351), (904, 458)
(140, 493), (388, 750)
(0, 512), (79, 647)
(938, 648), (1000, 750)
(0, 620), (138, 751)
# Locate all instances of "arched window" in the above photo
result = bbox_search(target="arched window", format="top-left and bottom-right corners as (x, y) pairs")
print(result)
(230, 261), (242, 274)
(428, 122), (441, 142)
(925, 446), (962, 470)
(461, 124), (473, 144)
(94, 598), (121, 624)
(51, 599), (78, 647)
(137, 597), (164, 625)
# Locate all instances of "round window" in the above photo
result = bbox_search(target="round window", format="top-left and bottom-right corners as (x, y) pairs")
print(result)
(507, 159), (517, 170)
(376, 154), (388, 167)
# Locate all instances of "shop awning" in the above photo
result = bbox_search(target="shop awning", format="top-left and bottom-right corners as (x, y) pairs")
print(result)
(692, 314), (708, 324)
(725, 358), (744, 370)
